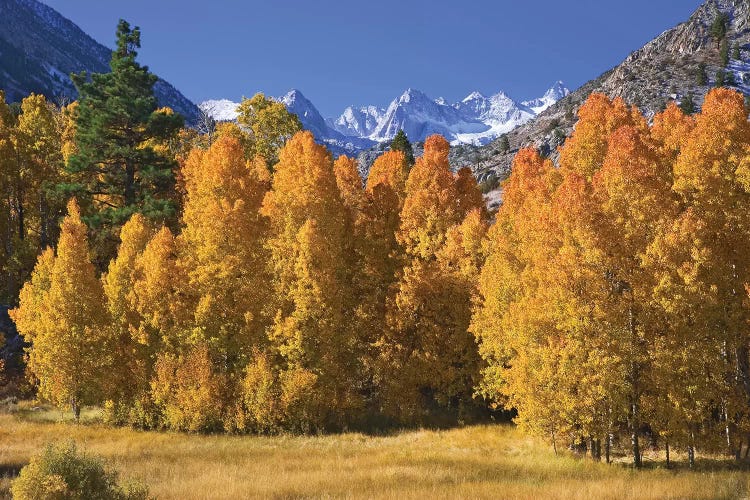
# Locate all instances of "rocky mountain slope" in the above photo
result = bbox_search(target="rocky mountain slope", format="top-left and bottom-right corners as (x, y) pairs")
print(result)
(468, 0), (750, 187)
(0, 0), (201, 124)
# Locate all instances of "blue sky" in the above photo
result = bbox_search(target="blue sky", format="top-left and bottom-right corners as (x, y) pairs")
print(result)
(43, 0), (703, 117)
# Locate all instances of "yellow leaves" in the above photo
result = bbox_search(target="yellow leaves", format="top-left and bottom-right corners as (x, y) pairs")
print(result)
(15, 125), (488, 431)
(236, 93), (302, 165)
(366, 150), (408, 200)
(11, 200), (107, 411)
(151, 344), (224, 432)
(11, 248), (54, 344)
(474, 88), (750, 455)
(399, 134), (461, 259)
(132, 226), (186, 348)
(559, 93), (643, 179)
(178, 133), (271, 361)
(102, 213), (153, 327)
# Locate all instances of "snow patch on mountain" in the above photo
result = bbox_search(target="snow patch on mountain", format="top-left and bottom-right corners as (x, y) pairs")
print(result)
(199, 99), (239, 122)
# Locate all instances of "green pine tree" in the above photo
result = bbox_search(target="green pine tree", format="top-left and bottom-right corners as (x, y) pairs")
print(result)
(714, 68), (735, 87)
(679, 93), (696, 115)
(498, 134), (510, 153)
(732, 43), (741, 60)
(696, 62), (708, 86)
(65, 20), (183, 261)
(390, 129), (415, 166)
(720, 39), (730, 67)
(711, 12), (729, 49)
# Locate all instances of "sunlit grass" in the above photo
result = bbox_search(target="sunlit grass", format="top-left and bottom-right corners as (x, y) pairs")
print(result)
(0, 401), (747, 499)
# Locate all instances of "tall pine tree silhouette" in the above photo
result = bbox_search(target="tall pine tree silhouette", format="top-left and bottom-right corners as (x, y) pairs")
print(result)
(65, 20), (183, 262)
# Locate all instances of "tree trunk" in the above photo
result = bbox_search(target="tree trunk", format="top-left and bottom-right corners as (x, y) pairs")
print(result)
(688, 430), (696, 468)
(605, 434), (611, 464)
(631, 423), (642, 468)
(665, 440), (670, 468)
(5, 195), (15, 299)
(551, 427), (557, 456)
(16, 195), (24, 241)
(125, 162), (135, 208)
(71, 397), (81, 423)
(39, 191), (48, 249)
(628, 303), (642, 469)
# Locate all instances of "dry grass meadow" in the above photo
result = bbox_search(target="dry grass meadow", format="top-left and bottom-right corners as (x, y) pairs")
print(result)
(0, 401), (748, 499)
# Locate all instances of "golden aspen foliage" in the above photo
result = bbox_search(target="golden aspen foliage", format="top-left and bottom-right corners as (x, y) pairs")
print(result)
(179, 135), (271, 366)
(650, 102), (694, 164)
(334, 155), (366, 215)
(397, 135), (461, 259)
(100, 213), (154, 413)
(11, 200), (108, 419)
(652, 88), (750, 458)
(332, 154), (371, 336)
(261, 131), (362, 429)
(380, 135), (486, 423)
(132, 226), (189, 354)
(366, 150), (409, 203)
(15, 94), (65, 248)
(558, 93), (642, 179)
(151, 343), (225, 432)
(455, 167), (489, 221)
(471, 148), (563, 440)
(473, 89), (750, 466)
(11, 248), (55, 352)
(240, 349), (281, 432)
(236, 93), (302, 165)
(59, 101), (79, 164)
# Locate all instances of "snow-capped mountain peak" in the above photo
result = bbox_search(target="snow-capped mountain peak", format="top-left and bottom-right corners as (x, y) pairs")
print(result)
(200, 81), (569, 153)
(397, 88), (430, 104)
(544, 80), (569, 101)
(462, 91), (486, 103)
(330, 105), (384, 138)
(522, 81), (571, 114)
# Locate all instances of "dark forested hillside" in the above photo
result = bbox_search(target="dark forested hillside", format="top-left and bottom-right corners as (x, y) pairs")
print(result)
(0, 0), (200, 123)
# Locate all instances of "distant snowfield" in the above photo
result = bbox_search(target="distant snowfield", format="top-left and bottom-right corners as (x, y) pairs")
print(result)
(200, 82), (569, 153)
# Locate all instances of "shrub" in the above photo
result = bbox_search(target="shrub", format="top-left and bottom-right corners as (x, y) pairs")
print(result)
(241, 351), (281, 432)
(11, 442), (148, 500)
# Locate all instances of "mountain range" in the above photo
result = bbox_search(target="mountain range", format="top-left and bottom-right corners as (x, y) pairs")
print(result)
(200, 82), (569, 152)
(0, 0), (201, 124)
(3, 0), (743, 200)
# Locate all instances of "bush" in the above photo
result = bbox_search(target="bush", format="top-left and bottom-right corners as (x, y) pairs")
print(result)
(11, 442), (148, 500)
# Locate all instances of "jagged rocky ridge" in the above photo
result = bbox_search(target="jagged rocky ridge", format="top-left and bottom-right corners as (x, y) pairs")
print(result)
(200, 82), (569, 155)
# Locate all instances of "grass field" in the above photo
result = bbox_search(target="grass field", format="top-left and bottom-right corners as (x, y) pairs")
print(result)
(0, 402), (748, 499)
